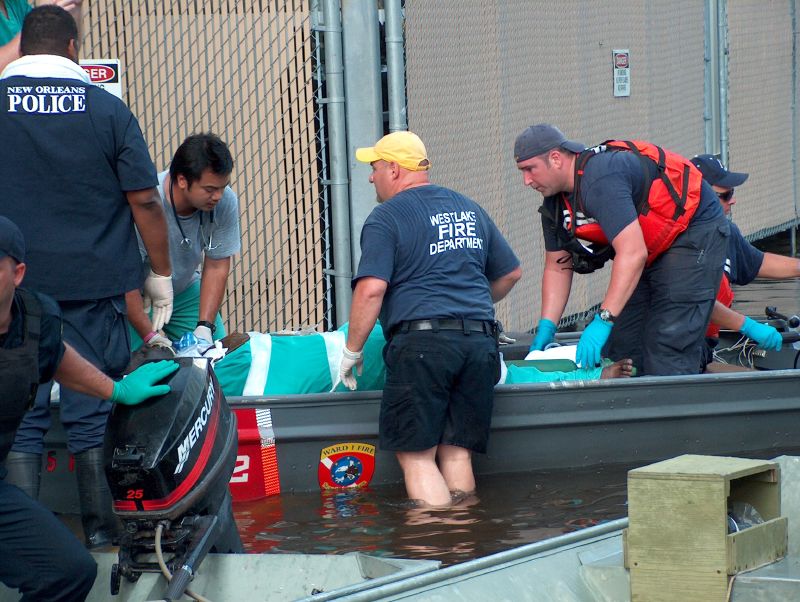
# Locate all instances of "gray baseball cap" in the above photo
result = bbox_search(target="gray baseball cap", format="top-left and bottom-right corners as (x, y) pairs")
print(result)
(514, 124), (585, 163)
(0, 216), (25, 263)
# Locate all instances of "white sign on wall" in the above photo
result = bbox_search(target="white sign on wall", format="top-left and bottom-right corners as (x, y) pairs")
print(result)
(79, 59), (122, 100)
(612, 49), (630, 98)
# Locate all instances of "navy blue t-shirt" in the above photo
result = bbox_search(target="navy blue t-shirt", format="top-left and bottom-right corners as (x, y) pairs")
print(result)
(725, 221), (764, 285)
(541, 149), (722, 251)
(355, 184), (520, 335)
(0, 289), (65, 383)
(0, 76), (157, 300)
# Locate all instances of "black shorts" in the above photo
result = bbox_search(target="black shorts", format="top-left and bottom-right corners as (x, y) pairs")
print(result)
(379, 329), (500, 454)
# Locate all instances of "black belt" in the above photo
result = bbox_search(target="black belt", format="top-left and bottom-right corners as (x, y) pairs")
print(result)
(393, 319), (497, 337)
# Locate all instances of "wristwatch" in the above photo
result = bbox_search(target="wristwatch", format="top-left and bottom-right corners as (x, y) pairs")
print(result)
(598, 308), (615, 324)
(196, 320), (217, 334)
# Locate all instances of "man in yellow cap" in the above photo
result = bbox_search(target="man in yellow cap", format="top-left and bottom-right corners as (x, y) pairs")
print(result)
(339, 131), (522, 506)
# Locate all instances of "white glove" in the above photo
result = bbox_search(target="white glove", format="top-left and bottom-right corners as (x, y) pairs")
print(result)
(339, 347), (363, 391)
(144, 331), (174, 351)
(193, 324), (213, 344)
(142, 269), (173, 331)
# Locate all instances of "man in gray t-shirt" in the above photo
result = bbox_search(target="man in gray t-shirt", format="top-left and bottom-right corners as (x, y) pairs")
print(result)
(126, 133), (241, 349)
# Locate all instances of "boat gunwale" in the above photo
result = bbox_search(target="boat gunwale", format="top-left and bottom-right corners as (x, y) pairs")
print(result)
(226, 368), (800, 407)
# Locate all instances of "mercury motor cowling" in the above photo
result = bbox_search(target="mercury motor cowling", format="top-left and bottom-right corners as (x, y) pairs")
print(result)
(104, 357), (242, 599)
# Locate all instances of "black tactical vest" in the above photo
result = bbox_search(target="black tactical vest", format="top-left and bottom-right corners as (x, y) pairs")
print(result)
(0, 289), (42, 464)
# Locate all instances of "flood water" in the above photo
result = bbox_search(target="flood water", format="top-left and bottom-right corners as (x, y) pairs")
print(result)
(235, 465), (632, 565)
(233, 232), (800, 566)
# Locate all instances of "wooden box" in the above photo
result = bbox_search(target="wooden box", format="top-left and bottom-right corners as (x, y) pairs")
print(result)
(625, 454), (787, 601)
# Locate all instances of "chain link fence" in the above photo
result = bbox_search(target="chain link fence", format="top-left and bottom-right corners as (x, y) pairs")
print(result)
(82, 1), (333, 333)
(79, 2), (799, 335)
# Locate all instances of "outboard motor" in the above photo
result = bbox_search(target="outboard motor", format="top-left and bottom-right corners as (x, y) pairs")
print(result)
(104, 357), (242, 599)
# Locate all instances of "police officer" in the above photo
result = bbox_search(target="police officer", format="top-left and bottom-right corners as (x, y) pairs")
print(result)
(0, 6), (173, 547)
(0, 216), (177, 601)
(339, 131), (522, 507)
(126, 133), (241, 350)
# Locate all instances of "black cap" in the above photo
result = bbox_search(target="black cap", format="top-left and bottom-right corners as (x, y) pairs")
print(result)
(0, 217), (24, 263)
(514, 124), (585, 163)
(690, 154), (749, 188)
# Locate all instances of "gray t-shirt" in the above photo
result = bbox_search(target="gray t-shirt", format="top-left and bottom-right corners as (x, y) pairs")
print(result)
(138, 170), (241, 294)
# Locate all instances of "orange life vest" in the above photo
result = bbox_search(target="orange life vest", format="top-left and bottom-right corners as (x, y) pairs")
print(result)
(561, 140), (704, 266)
(706, 274), (734, 339)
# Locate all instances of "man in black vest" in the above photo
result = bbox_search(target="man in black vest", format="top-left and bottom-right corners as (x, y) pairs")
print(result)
(0, 216), (177, 601)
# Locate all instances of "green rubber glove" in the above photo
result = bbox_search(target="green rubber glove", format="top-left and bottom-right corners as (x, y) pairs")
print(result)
(111, 360), (179, 406)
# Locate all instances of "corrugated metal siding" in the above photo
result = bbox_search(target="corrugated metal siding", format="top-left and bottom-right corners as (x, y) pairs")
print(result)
(405, 1), (706, 330)
(727, 1), (796, 238)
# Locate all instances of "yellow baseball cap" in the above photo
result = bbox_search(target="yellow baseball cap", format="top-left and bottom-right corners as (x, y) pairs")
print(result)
(355, 131), (431, 171)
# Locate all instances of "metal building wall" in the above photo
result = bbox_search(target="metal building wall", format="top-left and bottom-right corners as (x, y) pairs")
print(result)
(727, 1), (797, 238)
(81, 1), (332, 333)
(404, 2), (714, 331)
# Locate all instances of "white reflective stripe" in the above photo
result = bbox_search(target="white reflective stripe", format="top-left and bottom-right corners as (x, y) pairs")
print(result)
(574, 216), (596, 226)
(321, 331), (346, 390)
(724, 257), (732, 275)
(561, 209), (597, 229)
(255, 408), (275, 447)
(243, 332), (272, 395)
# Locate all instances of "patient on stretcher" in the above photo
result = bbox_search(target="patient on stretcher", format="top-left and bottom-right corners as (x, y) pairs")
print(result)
(128, 324), (633, 396)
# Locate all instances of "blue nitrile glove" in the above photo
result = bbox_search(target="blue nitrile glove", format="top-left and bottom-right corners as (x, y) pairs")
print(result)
(740, 317), (782, 351)
(111, 360), (179, 406)
(576, 314), (613, 368)
(530, 318), (557, 352)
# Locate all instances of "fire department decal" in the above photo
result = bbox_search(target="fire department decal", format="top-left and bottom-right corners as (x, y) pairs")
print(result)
(318, 443), (375, 490)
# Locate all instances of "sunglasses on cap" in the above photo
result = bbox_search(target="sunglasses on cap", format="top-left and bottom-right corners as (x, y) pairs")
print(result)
(716, 188), (735, 202)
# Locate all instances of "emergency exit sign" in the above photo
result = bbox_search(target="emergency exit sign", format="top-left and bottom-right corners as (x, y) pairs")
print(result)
(613, 49), (630, 97)
(79, 59), (122, 100)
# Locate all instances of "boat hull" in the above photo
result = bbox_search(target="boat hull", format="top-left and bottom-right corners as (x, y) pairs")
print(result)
(227, 369), (800, 497)
(38, 357), (800, 509)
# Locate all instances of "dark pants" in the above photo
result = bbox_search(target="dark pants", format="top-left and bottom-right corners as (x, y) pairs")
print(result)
(0, 479), (96, 601)
(380, 329), (500, 453)
(604, 216), (729, 376)
(12, 297), (130, 455)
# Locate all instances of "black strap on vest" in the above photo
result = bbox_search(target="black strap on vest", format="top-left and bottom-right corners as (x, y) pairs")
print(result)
(17, 288), (42, 342)
(613, 140), (690, 221)
(571, 143), (653, 219)
(16, 288), (42, 408)
(538, 198), (615, 275)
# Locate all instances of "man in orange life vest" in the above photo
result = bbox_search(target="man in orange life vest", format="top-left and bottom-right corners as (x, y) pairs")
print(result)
(516, 124), (729, 376)
(691, 154), (800, 364)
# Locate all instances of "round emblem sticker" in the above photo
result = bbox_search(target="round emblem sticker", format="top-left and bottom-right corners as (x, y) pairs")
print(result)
(318, 443), (376, 490)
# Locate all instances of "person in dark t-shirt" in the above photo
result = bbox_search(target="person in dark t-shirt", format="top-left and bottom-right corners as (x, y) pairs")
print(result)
(515, 124), (728, 376)
(339, 131), (522, 507)
(691, 154), (800, 365)
(0, 6), (174, 548)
